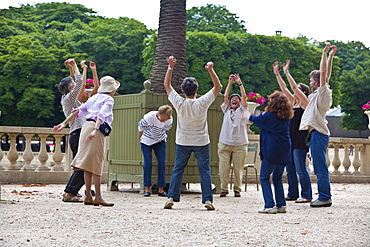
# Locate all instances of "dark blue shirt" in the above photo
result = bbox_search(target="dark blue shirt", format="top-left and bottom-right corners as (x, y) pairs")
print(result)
(250, 111), (291, 165)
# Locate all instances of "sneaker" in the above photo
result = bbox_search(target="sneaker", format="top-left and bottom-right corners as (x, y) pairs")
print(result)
(258, 208), (277, 214)
(275, 206), (287, 213)
(158, 191), (167, 197)
(310, 199), (332, 207)
(144, 192), (151, 197)
(204, 201), (215, 210)
(164, 198), (174, 209)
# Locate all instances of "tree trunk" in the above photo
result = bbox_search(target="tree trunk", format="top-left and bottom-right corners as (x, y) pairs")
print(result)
(149, 0), (187, 93)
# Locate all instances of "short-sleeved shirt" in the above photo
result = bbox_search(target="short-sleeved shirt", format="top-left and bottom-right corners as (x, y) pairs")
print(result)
(218, 102), (249, 146)
(299, 85), (332, 136)
(138, 111), (173, 146)
(73, 93), (114, 127)
(60, 74), (85, 133)
(168, 90), (216, 146)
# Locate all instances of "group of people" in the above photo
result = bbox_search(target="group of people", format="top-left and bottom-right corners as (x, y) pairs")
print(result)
(54, 41), (337, 213)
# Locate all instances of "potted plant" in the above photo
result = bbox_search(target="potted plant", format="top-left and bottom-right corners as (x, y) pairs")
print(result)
(362, 101), (370, 129)
(246, 92), (266, 133)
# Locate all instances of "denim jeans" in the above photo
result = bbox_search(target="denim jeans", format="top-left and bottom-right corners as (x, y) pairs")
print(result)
(260, 159), (286, 208)
(64, 130), (85, 195)
(285, 155), (299, 199)
(293, 148), (312, 199)
(141, 141), (166, 188)
(286, 148), (312, 199)
(168, 144), (213, 203)
(310, 131), (331, 201)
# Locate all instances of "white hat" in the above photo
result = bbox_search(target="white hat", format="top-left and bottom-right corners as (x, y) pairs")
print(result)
(98, 76), (120, 93)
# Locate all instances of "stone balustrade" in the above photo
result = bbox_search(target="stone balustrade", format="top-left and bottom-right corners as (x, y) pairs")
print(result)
(0, 126), (369, 183)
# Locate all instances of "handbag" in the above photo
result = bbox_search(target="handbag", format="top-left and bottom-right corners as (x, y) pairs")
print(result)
(99, 122), (112, 136)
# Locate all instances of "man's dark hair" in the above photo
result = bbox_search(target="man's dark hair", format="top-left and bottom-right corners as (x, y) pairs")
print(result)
(58, 77), (73, 95)
(181, 77), (198, 96)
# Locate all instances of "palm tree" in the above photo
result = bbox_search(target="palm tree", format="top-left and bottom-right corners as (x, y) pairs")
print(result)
(149, 0), (187, 93)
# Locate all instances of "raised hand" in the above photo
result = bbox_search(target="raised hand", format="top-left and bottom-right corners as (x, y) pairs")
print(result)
(329, 46), (337, 56)
(282, 60), (290, 73)
(166, 56), (177, 68)
(89, 61), (96, 70)
(204, 62), (214, 71)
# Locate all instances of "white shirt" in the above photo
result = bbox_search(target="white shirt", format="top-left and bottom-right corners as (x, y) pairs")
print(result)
(219, 102), (249, 146)
(168, 90), (216, 146)
(299, 84), (332, 135)
(138, 111), (173, 146)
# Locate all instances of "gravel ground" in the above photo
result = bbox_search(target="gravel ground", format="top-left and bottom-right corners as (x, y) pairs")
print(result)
(0, 182), (369, 247)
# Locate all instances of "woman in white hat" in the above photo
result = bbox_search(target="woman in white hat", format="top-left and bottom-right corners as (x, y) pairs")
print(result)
(54, 75), (120, 206)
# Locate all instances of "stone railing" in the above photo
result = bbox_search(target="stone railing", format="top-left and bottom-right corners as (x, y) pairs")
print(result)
(0, 126), (369, 183)
(326, 137), (370, 182)
(0, 126), (71, 172)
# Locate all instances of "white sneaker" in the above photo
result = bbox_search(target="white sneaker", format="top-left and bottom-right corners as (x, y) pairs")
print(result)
(258, 207), (277, 214)
(164, 198), (174, 209)
(204, 201), (215, 210)
(275, 206), (286, 213)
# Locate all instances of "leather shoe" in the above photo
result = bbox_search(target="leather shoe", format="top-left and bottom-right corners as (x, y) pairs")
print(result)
(144, 192), (151, 197)
(84, 197), (94, 205)
(234, 191), (241, 197)
(285, 196), (297, 201)
(158, 191), (167, 197)
(93, 199), (114, 207)
(220, 192), (228, 197)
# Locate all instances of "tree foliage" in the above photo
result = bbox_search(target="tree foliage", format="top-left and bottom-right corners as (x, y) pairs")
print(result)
(187, 4), (246, 34)
(0, 2), (369, 131)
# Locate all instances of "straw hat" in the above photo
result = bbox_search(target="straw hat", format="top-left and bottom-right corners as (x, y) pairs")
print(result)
(98, 76), (120, 93)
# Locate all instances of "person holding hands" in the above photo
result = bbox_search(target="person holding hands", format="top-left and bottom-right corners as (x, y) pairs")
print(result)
(218, 74), (249, 197)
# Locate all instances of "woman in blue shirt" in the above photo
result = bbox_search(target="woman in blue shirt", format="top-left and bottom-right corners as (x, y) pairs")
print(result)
(249, 91), (293, 214)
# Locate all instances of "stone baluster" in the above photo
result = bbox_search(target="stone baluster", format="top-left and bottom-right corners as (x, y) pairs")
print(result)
(36, 134), (50, 171)
(51, 135), (64, 171)
(342, 144), (351, 174)
(352, 144), (362, 174)
(0, 133), (4, 170)
(331, 144), (341, 174)
(21, 134), (35, 171)
(6, 133), (20, 170)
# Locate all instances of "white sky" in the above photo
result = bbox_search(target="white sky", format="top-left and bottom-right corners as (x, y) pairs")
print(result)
(1, 0), (369, 47)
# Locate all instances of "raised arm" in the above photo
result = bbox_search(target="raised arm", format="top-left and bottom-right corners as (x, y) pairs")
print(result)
(320, 42), (331, 87)
(223, 75), (234, 104)
(273, 61), (294, 103)
(204, 62), (222, 97)
(283, 60), (309, 107)
(234, 74), (247, 107)
(164, 56), (176, 95)
(90, 61), (99, 97)
(77, 60), (88, 103)
(326, 45), (337, 83)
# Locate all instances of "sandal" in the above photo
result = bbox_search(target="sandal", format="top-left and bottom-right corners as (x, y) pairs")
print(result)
(295, 198), (312, 203)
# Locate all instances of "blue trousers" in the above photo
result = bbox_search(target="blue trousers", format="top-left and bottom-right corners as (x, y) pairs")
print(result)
(260, 159), (286, 208)
(141, 140), (166, 188)
(168, 144), (213, 203)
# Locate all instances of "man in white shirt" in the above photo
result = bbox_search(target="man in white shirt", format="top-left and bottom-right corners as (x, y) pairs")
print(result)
(163, 56), (222, 210)
(299, 42), (337, 207)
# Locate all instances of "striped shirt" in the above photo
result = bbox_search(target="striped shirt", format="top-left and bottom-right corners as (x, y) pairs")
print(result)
(138, 111), (173, 146)
(60, 74), (85, 133)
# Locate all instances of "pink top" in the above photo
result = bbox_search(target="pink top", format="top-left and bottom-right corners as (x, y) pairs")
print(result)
(72, 93), (114, 126)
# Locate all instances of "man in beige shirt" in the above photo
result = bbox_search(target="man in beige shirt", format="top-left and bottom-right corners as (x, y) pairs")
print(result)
(299, 42), (337, 207)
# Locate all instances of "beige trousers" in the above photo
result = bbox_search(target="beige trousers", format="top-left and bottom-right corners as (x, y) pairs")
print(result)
(218, 143), (247, 192)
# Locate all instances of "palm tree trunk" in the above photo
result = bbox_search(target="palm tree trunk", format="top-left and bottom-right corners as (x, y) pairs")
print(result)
(149, 0), (187, 93)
